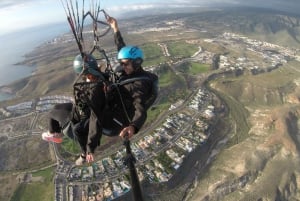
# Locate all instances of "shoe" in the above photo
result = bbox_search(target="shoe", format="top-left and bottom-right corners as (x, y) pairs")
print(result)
(76, 155), (86, 166)
(42, 131), (63, 143)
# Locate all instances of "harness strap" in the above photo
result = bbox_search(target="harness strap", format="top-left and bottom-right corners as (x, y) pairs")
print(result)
(114, 77), (151, 86)
(110, 76), (156, 125)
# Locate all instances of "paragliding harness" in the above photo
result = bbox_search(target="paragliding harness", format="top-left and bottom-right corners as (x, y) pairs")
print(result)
(102, 75), (158, 136)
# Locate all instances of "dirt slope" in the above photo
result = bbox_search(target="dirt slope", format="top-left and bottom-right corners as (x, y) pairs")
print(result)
(187, 67), (300, 201)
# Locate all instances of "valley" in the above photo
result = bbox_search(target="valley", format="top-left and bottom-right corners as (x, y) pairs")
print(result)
(0, 8), (300, 201)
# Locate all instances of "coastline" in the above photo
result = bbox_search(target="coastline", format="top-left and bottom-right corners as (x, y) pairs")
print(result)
(0, 93), (14, 102)
(0, 85), (16, 102)
(0, 22), (69, 102)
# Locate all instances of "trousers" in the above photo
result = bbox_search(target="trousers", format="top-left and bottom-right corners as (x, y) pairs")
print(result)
(48, 102), (73, 133)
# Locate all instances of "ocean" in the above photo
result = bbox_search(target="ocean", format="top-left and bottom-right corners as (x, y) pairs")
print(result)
(0, 22), (69, 102)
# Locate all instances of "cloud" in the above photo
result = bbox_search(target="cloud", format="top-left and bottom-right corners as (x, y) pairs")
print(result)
(103, 0), (300, 16)
(0, 0), (41, 9)
(167, 0), (300, 14)
(108, 4), (156, 13)
(0, 0), (64, 36)
(0, 0), (22, 8)
(1, 0), (299, 36)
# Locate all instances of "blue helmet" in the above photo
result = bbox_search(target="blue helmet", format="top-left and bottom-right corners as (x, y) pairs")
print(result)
(73, 53), (102, 77)
(118, 46), (144, 63)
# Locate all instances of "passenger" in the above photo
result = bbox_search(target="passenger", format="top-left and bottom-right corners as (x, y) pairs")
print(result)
(42, 53), (106, 165)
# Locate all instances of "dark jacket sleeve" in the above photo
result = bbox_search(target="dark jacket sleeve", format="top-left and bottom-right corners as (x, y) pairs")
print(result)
(128, 79), (153, 132)
(114, 31), (126, 51)
(86, 83), (105, 153)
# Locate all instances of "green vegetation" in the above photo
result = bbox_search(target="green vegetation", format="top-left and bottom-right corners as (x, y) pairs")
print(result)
(146, 103), (170, 124)
(145, 62), (191, 124)
(61, 133), (111, 156)
(177, 61), (210, 74)
(10, 168), (55, 201)
(167, 41), (199, 58)
(156, 152), (174, 174)
(142, 43), (168, 66)
(223, 94), (250, 145)
(32, 168), (54, 179)
(189, 62), (210, 74)
(169, 87), (190, 103)
(157, 64), (187, 88)
(61, 136), (81, 154)
(158, 66), (190, 105)
(208, 78), (250, 146)
(159, 69), (175, 87)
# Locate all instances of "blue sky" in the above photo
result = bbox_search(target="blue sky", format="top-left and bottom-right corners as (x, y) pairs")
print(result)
(0, 0), (299, 36)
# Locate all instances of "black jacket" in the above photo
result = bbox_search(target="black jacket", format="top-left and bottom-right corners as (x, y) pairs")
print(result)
(72, 81), (105, 153)
(111, 31), (158, 132)
(72, 31), (158, 153)
(107, 69), (157, 132)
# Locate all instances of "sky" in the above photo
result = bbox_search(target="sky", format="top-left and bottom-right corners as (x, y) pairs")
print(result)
(0, 0), (299, 36)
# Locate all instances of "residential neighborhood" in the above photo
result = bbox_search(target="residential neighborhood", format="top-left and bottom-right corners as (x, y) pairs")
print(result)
(0, 84), (215, 201)
(0, 29), (299, 200)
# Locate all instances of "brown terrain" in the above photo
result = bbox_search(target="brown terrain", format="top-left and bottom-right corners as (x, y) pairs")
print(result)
(0, 9), (300, 201)
(184, 69), (300, 200)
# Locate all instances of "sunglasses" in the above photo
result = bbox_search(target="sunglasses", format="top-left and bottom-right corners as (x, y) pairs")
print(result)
(120, 61), (131, 67)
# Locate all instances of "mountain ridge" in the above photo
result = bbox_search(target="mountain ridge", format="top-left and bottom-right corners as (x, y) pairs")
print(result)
(0, 8), (300, 201)
(1, 7), (300, 104)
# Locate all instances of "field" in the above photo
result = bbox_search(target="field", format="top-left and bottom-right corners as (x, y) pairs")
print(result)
(10, 168), (55, 201)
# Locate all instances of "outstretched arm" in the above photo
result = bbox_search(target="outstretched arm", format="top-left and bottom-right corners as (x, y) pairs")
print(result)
(107, 16), (126, 51)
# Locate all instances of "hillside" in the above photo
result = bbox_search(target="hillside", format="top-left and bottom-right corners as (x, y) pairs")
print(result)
(183, 63), (300, 200)
(182, 7), (300, 48)
(2, 7), (300, 106)
(1, 7), (300, 201)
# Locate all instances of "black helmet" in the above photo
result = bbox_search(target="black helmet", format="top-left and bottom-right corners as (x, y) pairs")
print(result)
(73, 53), (101, 77)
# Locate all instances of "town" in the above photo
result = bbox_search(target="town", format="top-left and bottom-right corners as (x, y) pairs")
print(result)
(0, 86), (215, 201)
(0, 28), (299, 200)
